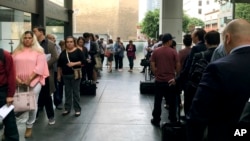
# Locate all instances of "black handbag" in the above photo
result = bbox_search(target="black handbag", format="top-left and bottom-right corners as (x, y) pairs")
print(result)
(140, 59), (150, 66)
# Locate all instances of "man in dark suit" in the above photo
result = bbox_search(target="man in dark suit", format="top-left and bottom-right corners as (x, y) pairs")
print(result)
(187, 19), (250, 141)
(169, 28), (207, 116)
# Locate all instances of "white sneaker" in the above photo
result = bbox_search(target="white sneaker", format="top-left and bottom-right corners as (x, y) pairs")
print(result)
(48, 118), (55, 125)
(118, 69), (123, 72)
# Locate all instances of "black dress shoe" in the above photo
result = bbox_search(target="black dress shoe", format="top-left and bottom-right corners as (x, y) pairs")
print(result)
(140, 71), (145, 73)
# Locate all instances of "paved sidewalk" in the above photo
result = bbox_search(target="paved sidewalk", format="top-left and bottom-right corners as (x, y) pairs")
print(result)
(9, 67), (172, 141)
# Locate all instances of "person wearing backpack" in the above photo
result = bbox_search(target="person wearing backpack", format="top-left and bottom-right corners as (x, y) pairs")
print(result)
(169, 28), (207, 117)
(184, 30), (220, 116)
(186, 19), (250, 141)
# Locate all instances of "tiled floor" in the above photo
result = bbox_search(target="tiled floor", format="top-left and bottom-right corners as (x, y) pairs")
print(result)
(12, 66), (172, 141)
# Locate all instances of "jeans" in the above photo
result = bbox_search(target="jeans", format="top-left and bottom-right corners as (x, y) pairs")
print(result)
(114, 55), (123, 69)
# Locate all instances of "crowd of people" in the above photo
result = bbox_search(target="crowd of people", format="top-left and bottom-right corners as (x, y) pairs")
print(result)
(0, 27), (139, 140)
(144, 19), (250, 141)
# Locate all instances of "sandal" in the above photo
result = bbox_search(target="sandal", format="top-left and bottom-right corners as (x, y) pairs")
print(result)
(62, 111), (70, 116)
(75, 112), (81, 117)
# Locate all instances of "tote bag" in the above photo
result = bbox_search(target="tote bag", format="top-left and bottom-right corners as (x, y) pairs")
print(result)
(13, 86), (36, 112)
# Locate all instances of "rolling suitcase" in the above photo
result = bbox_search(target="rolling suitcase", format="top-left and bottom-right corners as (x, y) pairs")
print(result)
(80, 80), (96, 95)
(140, 67), (155, 94)
(161, 92), (186, 141)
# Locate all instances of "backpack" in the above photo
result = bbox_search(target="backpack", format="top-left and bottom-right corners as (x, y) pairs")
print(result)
(189, 52), (209, 88)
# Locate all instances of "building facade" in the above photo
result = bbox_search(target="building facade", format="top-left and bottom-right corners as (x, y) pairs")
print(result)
(183, 0), (220, 21)
(0, 0), (72, 52)
(73, 0), (139, 40)
(204, 10), (220, 32)
(218, 2), (233, 33)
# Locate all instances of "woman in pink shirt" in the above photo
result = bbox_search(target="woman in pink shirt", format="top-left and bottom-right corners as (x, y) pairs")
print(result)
(12, 31), (49, 138)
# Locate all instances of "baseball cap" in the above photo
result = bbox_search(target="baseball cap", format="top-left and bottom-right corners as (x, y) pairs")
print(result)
(161, 33), (175, 44)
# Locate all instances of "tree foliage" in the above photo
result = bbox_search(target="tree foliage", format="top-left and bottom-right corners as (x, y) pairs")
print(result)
(235, 3), (250, 21)
(141, 9), (159, 38)
(140, 10), (205, 37)
(183, 12), (191, 33)
(187, 17), (205, 30)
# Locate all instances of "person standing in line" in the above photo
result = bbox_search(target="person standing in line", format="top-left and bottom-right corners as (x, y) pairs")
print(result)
(105, 39), (114, 73)
(12, 31), (49, 138)
(57, 36), (84, 117)
(186, 19), (250, 141)
(150, 33), (180, 126)
(83, 32), (98, 84)
(210, 44), (227, 62)
(126, 40), (136, 72)
(95, 35), (105, 66)
(172, 28), (207, 116)
(33, 26), (57, 125)
(76, 37), (88, 81)
(178, 34), (192, 69)
(46, 34), (63, 110)
(59, 40), (65, 51)
(0, 48), (19, 140)
(141, 39), (152, 73)
(114, 37), (125, 71)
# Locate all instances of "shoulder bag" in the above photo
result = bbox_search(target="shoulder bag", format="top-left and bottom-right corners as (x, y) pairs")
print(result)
(13, 86), (36, 112)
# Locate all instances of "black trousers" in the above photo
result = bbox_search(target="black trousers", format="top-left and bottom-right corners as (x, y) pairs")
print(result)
(85, 63), (94, 80)
(127, 56), (134, 69)
(0, 86), (19, 141)
(114, 55), (123, 69)
(184, 83), (197, 116)
(152, 81), (177, 123)
(100, 54), (104, 65)
(37, 77), (54, 119)
(53, 72), (64, 107)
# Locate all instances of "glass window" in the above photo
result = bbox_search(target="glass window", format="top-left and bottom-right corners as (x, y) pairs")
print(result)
(198, 9), (202, 14)
(0, 6), (31, 52)
(198, 1), (202, 6)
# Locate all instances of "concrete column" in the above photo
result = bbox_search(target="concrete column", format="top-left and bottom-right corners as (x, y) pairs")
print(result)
(160, 0), (183, 50)
(31, 0), (45, 29)
(64, 0), (73, 38)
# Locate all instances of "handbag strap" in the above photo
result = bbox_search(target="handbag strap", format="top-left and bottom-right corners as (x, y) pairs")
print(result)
(66, 51), (74, 70)
(17, 86), (30, 94)
(66, 51), (71, 63)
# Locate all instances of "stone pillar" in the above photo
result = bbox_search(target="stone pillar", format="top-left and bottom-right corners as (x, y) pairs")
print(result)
(31, 0), (45, 29)
(160, 0), (183, 50)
